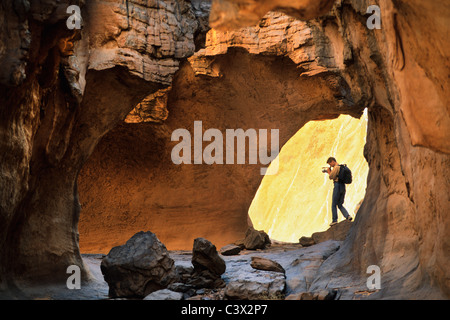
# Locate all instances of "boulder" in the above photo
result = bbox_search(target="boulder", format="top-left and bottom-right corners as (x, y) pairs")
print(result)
(284, 240), (341, 295)
(244, 227), (271, 250)
(250, 257), (285, 274)
(192, 238), (226, 276)
(101, 231), (177, 298)
(186, 238), (226, 289)
(143, 289), (183, 300)
(220, 244), (241, 256)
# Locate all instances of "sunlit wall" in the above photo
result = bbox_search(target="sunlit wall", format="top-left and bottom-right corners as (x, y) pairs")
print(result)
(249, 110), (369, 243)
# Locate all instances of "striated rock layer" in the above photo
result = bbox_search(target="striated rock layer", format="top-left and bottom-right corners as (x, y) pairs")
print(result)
(0, 0), (448, 300)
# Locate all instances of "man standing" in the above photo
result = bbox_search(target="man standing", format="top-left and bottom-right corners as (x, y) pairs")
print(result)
(326, 157), (353, 226)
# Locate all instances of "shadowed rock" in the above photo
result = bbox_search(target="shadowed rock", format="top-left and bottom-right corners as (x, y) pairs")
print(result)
(244, 227), (271, 250)
(220, 244), (242, 256)
(0, 0), (448, 300)
(186, 238), (226, 289)
(100, 231), (177, 298)
(192, 238), (226, 276)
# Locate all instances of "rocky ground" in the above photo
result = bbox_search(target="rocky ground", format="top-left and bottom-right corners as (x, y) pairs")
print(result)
(21, 221), (376, 300)
(63, 240), (346, 300)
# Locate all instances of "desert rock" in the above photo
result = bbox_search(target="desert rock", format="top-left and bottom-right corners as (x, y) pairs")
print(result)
(250, 257), (285, 274)
(224, 268), (285, 300)
(186, 238), (226, 289)
(220, 244), (242, 256)
(244, 227), (271, 250)
(192, 238), (226, 276)
(299, 220), (353, 246)
(100, 231), (177, 298)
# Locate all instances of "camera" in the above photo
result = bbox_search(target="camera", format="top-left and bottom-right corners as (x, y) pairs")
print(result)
(322, 167), (329, 173)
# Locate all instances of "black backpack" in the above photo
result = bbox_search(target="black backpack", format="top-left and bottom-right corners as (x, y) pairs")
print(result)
(338, 164), (352, 184)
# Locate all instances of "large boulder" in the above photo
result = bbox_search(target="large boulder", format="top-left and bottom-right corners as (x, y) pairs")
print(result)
(101, 231), (177, 298)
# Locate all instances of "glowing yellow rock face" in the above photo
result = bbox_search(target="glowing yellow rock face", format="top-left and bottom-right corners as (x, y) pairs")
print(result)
(249, 111), (369, 243)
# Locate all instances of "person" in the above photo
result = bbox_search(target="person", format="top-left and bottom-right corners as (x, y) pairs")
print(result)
(326, 157), (352, 226)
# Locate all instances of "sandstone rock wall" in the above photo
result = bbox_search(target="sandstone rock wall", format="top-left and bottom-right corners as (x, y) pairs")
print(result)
(0, 0), (206, 291)
(205, 0), (450, 298)
(79, 0), (450, 298)
(0, 0), (448, 299)
(315, 0), (450, 299)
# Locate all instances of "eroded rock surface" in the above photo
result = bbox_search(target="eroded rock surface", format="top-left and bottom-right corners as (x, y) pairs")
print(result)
(195, 0), (450, 299)
(220, 244), (242, 256)
(0, 0), (448, 301)
(300, 220), (353, 247)
(0, 0), (209, 292)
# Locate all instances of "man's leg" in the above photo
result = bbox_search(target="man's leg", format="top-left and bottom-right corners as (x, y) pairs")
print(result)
(331, 183), (340, 223)
(337, 184), (350, 218)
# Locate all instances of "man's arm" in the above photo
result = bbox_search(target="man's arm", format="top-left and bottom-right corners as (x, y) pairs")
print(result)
(328, 166), (340, 181)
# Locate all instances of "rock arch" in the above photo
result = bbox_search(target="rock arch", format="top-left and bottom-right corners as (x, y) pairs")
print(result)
(0, 0), (448, 299)
(78, 48), (364, 253)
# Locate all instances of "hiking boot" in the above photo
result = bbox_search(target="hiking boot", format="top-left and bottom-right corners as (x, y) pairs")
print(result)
(347, 216), (353, 221)
(329, 221), (338, 227)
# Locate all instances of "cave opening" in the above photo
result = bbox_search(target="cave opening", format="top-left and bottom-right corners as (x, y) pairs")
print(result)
(249, 109), (369, 243)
